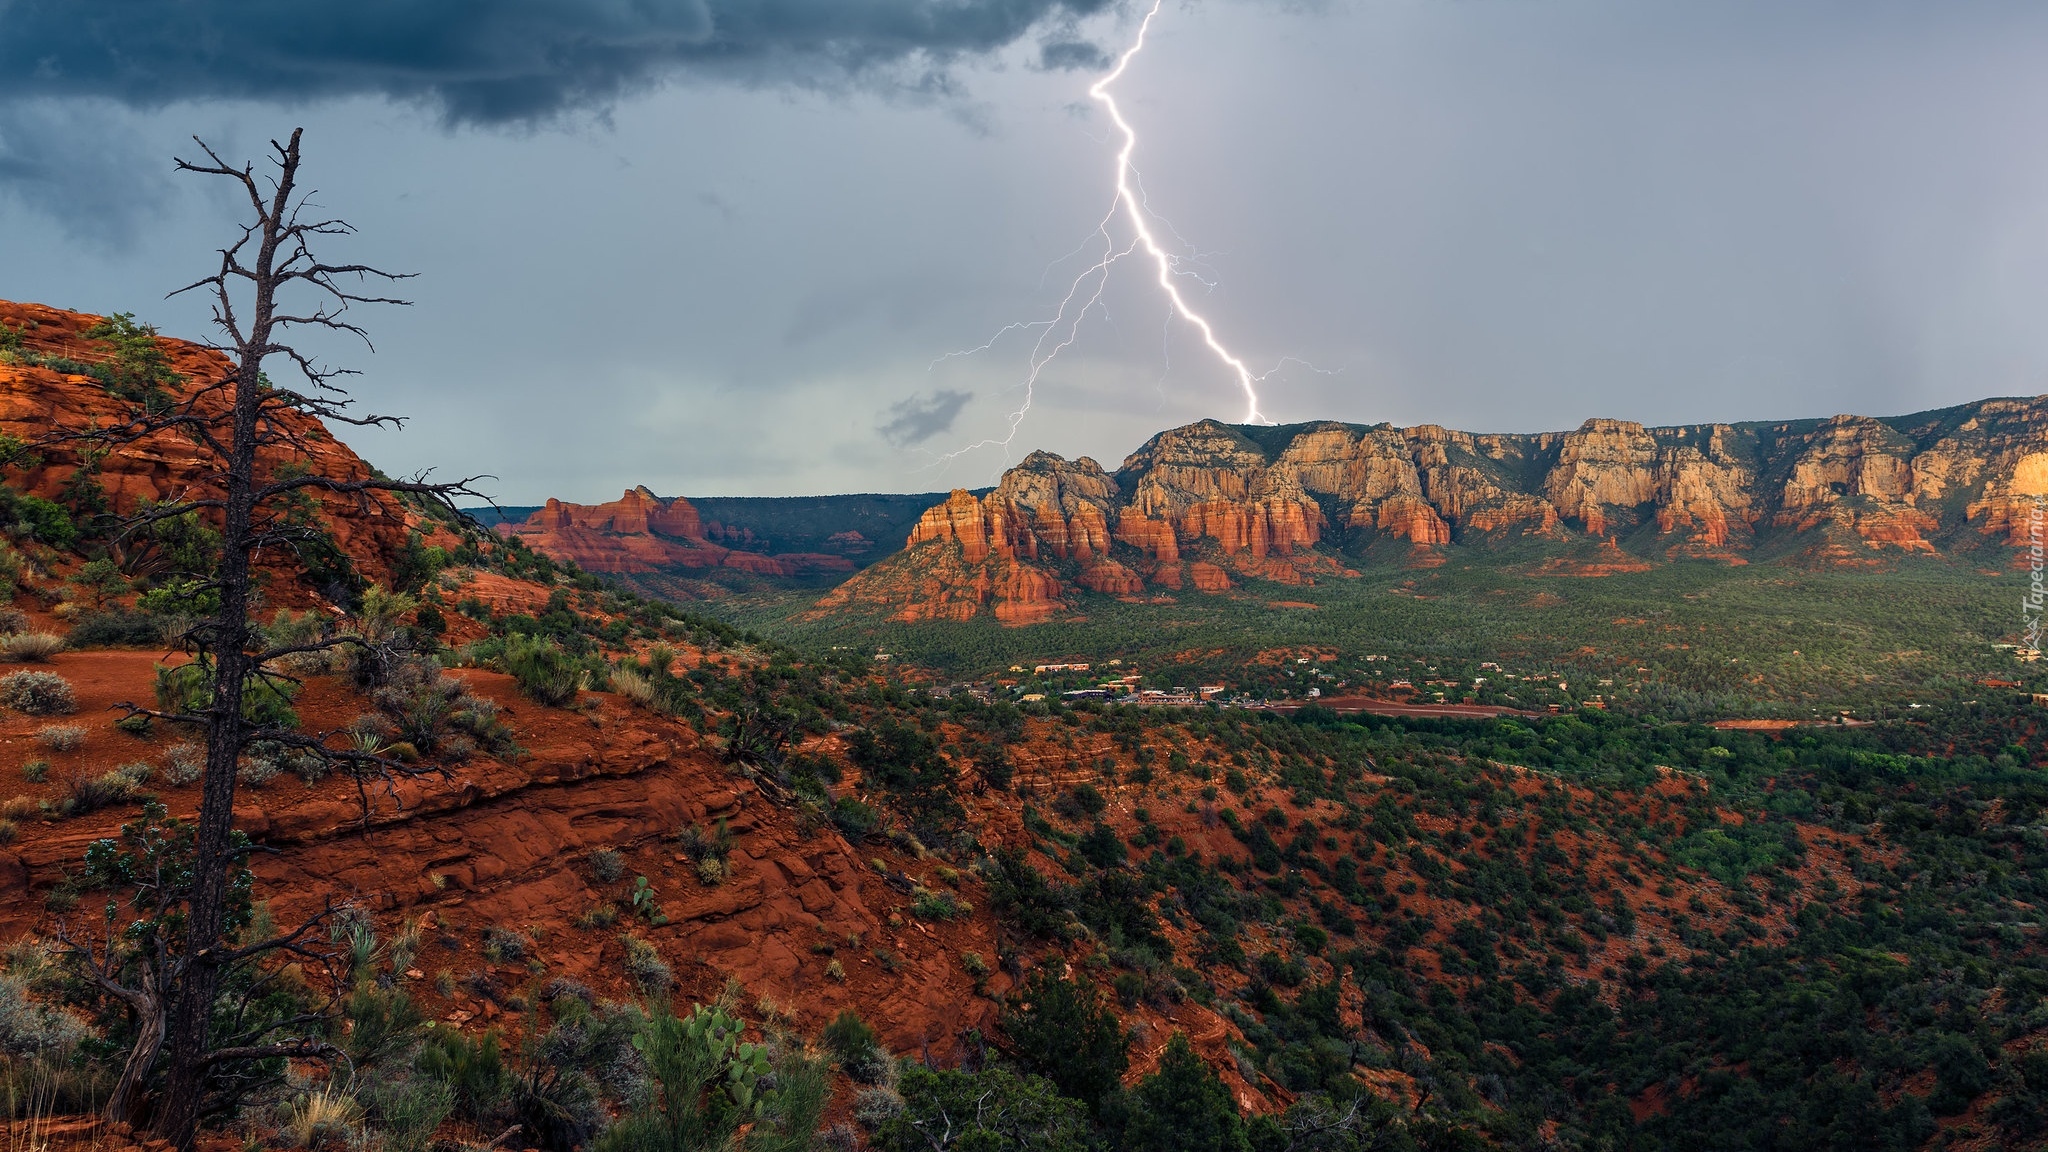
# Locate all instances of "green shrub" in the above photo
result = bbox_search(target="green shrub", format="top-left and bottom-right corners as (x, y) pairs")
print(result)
(362, 1076), (454, 1152)
(481, 926), (528, 965)
(153, 660), (298, 728)
(831, 796), (883, 843)
(876, 1067), (1088, 1152)
(504, 636), (579, 707)
(56, 762), (149, 817)
(911, 891), (971, 920)
(1105, 1033), (1247, 1152)
(595, 1004), (782, 1152)
(1002, 970), (1129, 1109)
(417, 1026), (512, 1123)
(0, 488), (75, 549)
(822, 1009), (890, 1085)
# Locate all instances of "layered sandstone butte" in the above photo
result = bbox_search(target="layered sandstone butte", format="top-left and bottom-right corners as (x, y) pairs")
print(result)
(508, 487), (856, 579)
(0, 300), (415, 585)
(823, 399), (2048, 624)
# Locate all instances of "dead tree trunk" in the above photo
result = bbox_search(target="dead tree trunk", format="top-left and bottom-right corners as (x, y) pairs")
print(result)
(40, 128), (482, 1151)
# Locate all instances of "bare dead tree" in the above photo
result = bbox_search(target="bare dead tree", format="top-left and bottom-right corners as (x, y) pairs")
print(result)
(38, 128), (488, 1149)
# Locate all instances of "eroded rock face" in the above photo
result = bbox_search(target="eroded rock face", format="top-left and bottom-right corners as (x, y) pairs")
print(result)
(1120, 421), (1325, 560)
(823, 397), (2048, 623)
(512, 488), (854, 578)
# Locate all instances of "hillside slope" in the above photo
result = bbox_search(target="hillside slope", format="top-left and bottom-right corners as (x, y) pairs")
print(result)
(4, 299), (2043, 1152)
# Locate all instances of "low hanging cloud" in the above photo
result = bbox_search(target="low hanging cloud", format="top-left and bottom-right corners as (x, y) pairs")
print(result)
(877, 389), (975, 447)
(0, 0), (1117, 125)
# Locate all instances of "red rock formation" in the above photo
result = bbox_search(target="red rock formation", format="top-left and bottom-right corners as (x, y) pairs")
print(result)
(817, 397), (2048, 622)
(1119, 421), (1324, 559)
(1544, 419), (1660, 535)
(0, 301), (414, 590)
(512, 487), (853, 578)
(1076, 559), (1144, 595)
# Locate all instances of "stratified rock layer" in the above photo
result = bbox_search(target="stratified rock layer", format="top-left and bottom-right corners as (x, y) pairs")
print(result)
(509, 487), (855, 579)
(824, 400), (2048, 623)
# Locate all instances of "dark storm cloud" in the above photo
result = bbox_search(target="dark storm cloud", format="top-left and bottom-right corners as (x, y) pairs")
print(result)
(0, 0), (1119, 124)
(1038, 39), (1111, 70)
(877, 390), (975, 446)
(0, 101), (172, 247)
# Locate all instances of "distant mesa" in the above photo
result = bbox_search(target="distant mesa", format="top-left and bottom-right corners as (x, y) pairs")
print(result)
(820, 401), (2048, 626)
(505, 486), (855, 579)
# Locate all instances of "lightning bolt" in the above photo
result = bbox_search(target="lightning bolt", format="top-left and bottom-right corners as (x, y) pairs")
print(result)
(1092, 0), (1268, 426)
(930, 0), (1282, 470)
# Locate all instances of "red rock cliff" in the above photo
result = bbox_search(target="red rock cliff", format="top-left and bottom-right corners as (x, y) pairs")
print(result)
(823, 398), (2048, 623)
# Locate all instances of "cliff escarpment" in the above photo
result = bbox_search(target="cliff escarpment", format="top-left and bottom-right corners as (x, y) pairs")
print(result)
(820, 400), (2048, 623)
(506, 487), (859, 585)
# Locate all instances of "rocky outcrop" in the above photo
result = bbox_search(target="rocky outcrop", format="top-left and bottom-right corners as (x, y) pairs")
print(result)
(824, 397), (2048, 623)
(0, 301), (415, 591)
(1120, 422), (1325, 563)
(510, 487), (855, 579)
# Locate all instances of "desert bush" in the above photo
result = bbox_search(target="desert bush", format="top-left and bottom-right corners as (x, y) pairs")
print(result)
(56, 762), (149, 817)
(418, 1026), (512, 1123)
(63, 611), (162, 649)
(0, 974), (87, 1062)
(263, 609), (334, 675)
(344, 584), (423, 690)
(504, 636), (578, 707)
(0, 632), (63, 662)
(1002, 969), (1130, 1108)
(823, 1009), (891, 1084)
(694, 858), (725, 887)
(911, 890), (971, 921)
(620, 934), (672, 995)
(678, 817), (734, 864)
(160, 741), (203, 786)
(596, 1002), (822, 1152)
(590, 847), (624, 883)
(873, 1067), (1086, 1152)
(0, 609), (28, 636)
(608, 666), (656, 707)
(1, 796), (35, 820)
(831, 797), (882, 843)
(0, 672), (74, 716)
(358, 658), (517, 764)
(237, 756), (281, 787)
(481, 927), (528, 965)
(153, 660), (297, 728)
(280, 1085), (365, 1148)
(362, 1076), (453, 1152)
(16, 760), (45, 783)
(854, 1087), (905, 1130)
(35, 725), (83, 753)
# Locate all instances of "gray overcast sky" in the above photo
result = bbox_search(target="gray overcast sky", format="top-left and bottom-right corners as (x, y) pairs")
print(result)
(4, 0), (2048, 502)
